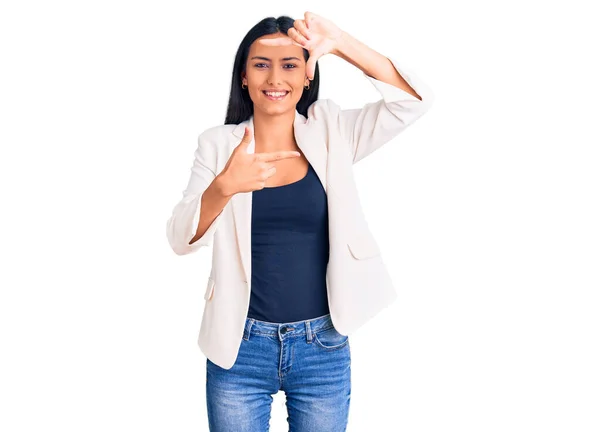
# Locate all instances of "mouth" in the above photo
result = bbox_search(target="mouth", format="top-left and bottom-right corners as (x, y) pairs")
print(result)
(262, 91), (289, 101)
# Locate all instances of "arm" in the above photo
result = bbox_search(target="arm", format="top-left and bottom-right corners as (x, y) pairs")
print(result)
(166, 131), (228, 255)
(332, 31), (423, 100)
(331, 31), (435, 164)
(188, 175), (232, 245)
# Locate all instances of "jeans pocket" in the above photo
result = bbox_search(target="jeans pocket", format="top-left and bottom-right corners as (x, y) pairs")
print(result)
(313, 326), (349, 350)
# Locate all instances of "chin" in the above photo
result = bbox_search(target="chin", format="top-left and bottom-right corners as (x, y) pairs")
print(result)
(259, 104), (295, 116)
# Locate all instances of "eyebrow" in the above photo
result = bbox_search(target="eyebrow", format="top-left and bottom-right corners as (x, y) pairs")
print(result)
(250, 56), (302, 62)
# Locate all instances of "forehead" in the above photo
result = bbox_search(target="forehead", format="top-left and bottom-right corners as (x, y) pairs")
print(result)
(248, 34), (304, 61)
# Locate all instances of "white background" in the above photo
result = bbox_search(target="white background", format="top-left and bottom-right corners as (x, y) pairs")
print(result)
(1, 0), (599, 431)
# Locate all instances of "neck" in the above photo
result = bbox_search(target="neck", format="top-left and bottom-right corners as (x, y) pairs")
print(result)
(252, 108), (297, 152)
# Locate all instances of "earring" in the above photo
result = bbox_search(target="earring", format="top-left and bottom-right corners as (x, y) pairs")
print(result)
(241, 82), (247, 89)
(304, 82), (310, 90)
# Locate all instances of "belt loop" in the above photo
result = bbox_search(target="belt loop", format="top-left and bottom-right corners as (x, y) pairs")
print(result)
(305, 320), (313, 343)
(243, 318), (254, 341)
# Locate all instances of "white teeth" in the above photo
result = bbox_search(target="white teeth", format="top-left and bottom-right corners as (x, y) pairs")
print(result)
(264, 91), (287, 97)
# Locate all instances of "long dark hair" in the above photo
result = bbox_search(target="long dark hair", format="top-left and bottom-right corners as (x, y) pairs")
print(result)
(224, 15), (320, 125)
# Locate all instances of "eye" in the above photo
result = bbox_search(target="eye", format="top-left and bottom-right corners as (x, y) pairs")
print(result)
(253, 63), (297, 69)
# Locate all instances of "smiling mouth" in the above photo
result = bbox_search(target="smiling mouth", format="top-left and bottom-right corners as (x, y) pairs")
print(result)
(262, 91), (289, 101)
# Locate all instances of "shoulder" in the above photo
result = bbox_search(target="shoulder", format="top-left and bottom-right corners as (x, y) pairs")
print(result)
(189, 125), (236, 174)
(195, 124), (236, 155)
(198, 123), (236, 144)
(306, 98), (343, 122)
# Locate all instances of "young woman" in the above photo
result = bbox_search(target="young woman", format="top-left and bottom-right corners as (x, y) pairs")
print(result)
(166, 11), (433, 431)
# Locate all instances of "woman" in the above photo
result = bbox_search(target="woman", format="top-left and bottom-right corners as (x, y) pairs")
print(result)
(166, 11), (433, 431)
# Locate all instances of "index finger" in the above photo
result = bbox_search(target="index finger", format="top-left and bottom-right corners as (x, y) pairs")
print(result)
(256, 150), (301, 162)
(258, 37), (303, 48)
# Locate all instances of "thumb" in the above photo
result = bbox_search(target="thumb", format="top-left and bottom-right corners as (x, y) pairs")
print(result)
(306, 54), (318, 81)
(237, 126), (253, 151)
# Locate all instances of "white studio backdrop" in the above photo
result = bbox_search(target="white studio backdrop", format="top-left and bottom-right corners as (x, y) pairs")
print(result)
(1, 0), (599, 431)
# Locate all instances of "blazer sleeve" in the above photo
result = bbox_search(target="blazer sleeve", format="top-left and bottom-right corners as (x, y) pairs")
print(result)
(331, 56), (434, 164)
(166, 130), (224, 255)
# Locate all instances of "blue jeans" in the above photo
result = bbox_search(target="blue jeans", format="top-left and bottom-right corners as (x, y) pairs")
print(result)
(206, 313), (351, 431)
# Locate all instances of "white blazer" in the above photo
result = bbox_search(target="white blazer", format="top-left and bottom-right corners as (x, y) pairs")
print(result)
(166, 55), (434, 369)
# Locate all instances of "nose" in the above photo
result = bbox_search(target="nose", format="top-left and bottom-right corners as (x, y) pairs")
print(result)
(267, 67), (282, 85)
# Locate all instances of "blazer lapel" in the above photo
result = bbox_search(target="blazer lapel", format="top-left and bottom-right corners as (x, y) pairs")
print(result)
(229, 109), (328, 286)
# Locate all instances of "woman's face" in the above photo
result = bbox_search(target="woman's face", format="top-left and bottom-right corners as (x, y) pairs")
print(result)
(242, 33), (309, 116)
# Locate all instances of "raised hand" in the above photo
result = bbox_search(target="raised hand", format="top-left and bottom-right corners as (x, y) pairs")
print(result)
(258, 11), (344, 80)
(219, 126), (302, 194)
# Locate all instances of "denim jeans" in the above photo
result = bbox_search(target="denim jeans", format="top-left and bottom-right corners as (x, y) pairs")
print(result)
(206, 313), (351, 431)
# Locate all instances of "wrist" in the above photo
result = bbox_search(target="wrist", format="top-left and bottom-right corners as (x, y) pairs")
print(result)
(215, 173), (236, 198)
(332, 30), (351, 57)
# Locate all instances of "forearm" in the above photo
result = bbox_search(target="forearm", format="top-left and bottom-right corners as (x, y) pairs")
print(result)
(188, 174), (233, 245)
(332, 31), (422, 100)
